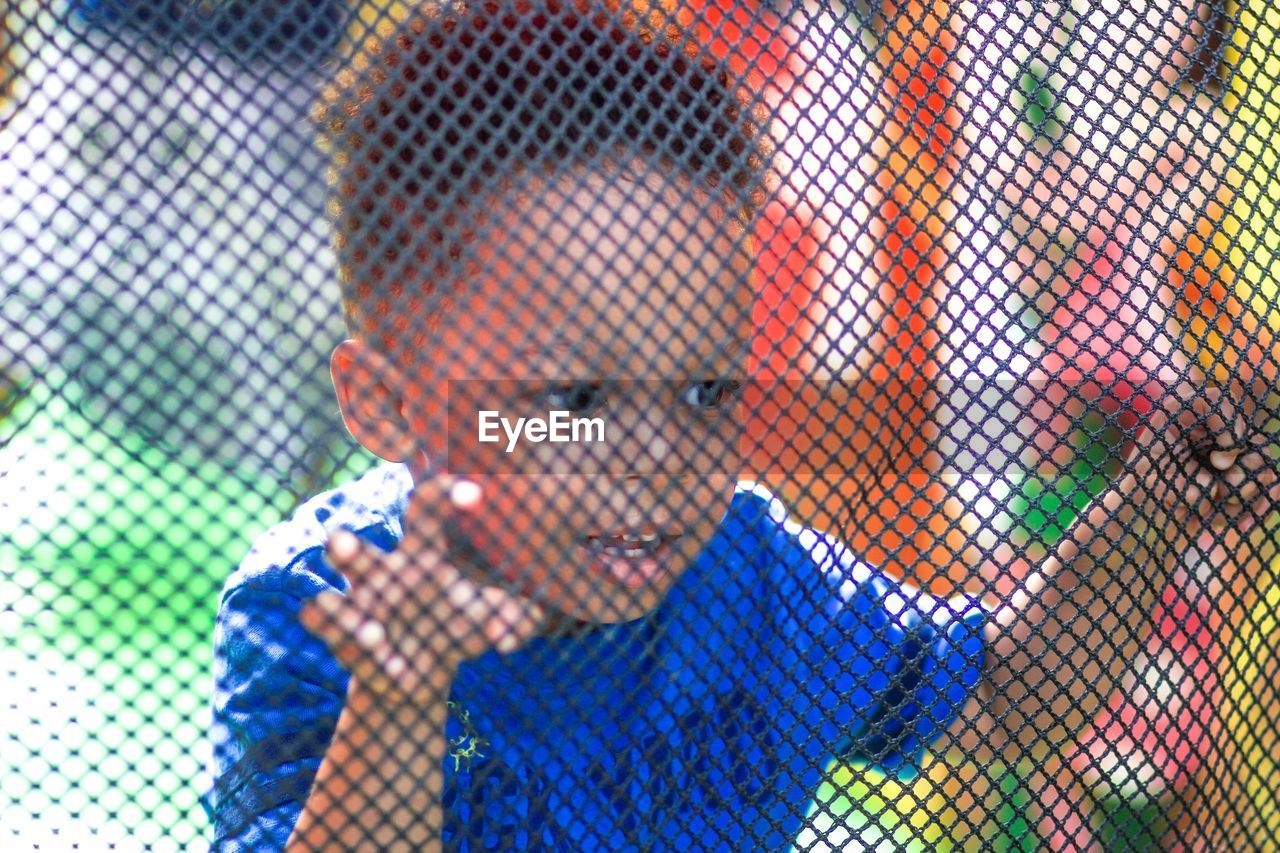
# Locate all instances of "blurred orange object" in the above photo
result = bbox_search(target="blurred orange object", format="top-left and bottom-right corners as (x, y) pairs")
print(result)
(1167, 194), (1279, 388)
(724, 0), (967, 591)
(826, 0), (962, 588)
(1, 4), (19, 109)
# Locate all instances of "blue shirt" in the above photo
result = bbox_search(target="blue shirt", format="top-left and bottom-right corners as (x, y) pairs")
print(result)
(206, 465), (987, 851)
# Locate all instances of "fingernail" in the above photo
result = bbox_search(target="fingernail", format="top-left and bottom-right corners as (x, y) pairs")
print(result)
(356, 620), (387, 648)
(1210, 450), (1238, 470)
(329, 530), (357, 558)
(450, 480), (482, 508)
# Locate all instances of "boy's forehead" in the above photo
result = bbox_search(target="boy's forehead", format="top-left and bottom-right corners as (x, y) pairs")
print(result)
(444, 169), (753, 376)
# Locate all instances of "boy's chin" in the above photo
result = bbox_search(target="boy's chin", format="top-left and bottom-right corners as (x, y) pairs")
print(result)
(547, 565), (686, 626)
(559, 583), (671, 625)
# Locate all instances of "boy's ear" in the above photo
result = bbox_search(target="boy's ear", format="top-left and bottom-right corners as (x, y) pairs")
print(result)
(331, 340), (419, 463)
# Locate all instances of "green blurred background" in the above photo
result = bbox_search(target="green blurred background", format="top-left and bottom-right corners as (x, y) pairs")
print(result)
(0, 3), (1134, 849)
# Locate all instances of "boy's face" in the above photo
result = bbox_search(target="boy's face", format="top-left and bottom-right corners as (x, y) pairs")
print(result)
(397, 170), (754, 624)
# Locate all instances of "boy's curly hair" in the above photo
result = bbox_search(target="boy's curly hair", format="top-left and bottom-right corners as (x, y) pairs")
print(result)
(313, 0), (771, 348)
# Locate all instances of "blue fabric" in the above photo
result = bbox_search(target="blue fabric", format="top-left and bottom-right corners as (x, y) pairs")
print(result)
(206, 466), (986, 851)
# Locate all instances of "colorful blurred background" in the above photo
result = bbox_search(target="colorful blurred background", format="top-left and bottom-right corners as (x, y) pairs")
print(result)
(2, 0), (1278, 850)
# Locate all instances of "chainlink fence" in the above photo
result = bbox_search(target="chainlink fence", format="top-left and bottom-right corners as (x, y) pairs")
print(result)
(2, 0), (1280, 849)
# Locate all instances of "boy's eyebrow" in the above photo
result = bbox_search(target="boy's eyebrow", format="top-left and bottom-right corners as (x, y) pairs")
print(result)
(512, 335), (603, 368)
(511, 329), (747, 374)
(690, 338), (749, 373)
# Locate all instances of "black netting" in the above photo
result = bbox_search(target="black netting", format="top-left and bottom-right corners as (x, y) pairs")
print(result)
(2, 0), (1279, 850)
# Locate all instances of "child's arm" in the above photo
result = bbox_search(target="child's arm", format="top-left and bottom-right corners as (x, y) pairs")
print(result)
(287, 477), (544, 853)
(282, 673), (448, 851)
(952, 469), (1171, 765)
(952, 374), (1279, 765)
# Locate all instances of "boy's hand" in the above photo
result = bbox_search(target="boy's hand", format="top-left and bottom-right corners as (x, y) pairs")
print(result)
(299, 476), (545, 706)
(1136, 371), (1279, 536)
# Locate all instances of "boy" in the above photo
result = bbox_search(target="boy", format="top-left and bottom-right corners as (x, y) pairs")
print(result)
(206, 1), (1278, 850)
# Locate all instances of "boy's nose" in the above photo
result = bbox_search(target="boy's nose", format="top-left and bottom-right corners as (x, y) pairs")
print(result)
(615, 412), (674, 476)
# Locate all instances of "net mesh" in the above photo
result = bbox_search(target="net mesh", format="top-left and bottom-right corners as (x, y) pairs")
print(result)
(2, 0), (1279, 850)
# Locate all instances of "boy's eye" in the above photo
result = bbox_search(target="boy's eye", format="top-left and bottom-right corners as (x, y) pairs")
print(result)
(541, 382), (606, 414)
(680, 379), (742, 410)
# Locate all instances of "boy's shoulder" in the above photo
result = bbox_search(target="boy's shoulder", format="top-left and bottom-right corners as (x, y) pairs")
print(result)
(221, 462), (413, 602)
(734, 481), (873, 569)
(707, 481), (879, 598)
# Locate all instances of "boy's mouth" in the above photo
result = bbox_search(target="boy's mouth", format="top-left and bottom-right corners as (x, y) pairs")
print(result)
(578, 531), (681, 589)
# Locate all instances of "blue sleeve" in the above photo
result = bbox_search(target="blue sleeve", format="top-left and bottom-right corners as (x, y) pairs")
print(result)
(780, 526), (988, 778)
(205, 549), (351, 851)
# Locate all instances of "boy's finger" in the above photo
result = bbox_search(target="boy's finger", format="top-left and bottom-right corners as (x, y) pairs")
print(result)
(1204, 387), (1245, 447)
(306, 591), (403, 673)
(300, 601), (366, 668)
(509, 599), (545, 650)
(308, 590), (364, 636)
(1210, 449), (1240, 471)
(401, 474), (453, 552)
(478, 587), (516, 650)
(298, 601), (323, 634)
(482, 588), (544, 652)
(326, 530), (379, 585)
(450, 479), (483, 509)
(1258, 477), (1280, 518)
(302, 599), (440, 702)
(401, 475), (482, 554)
